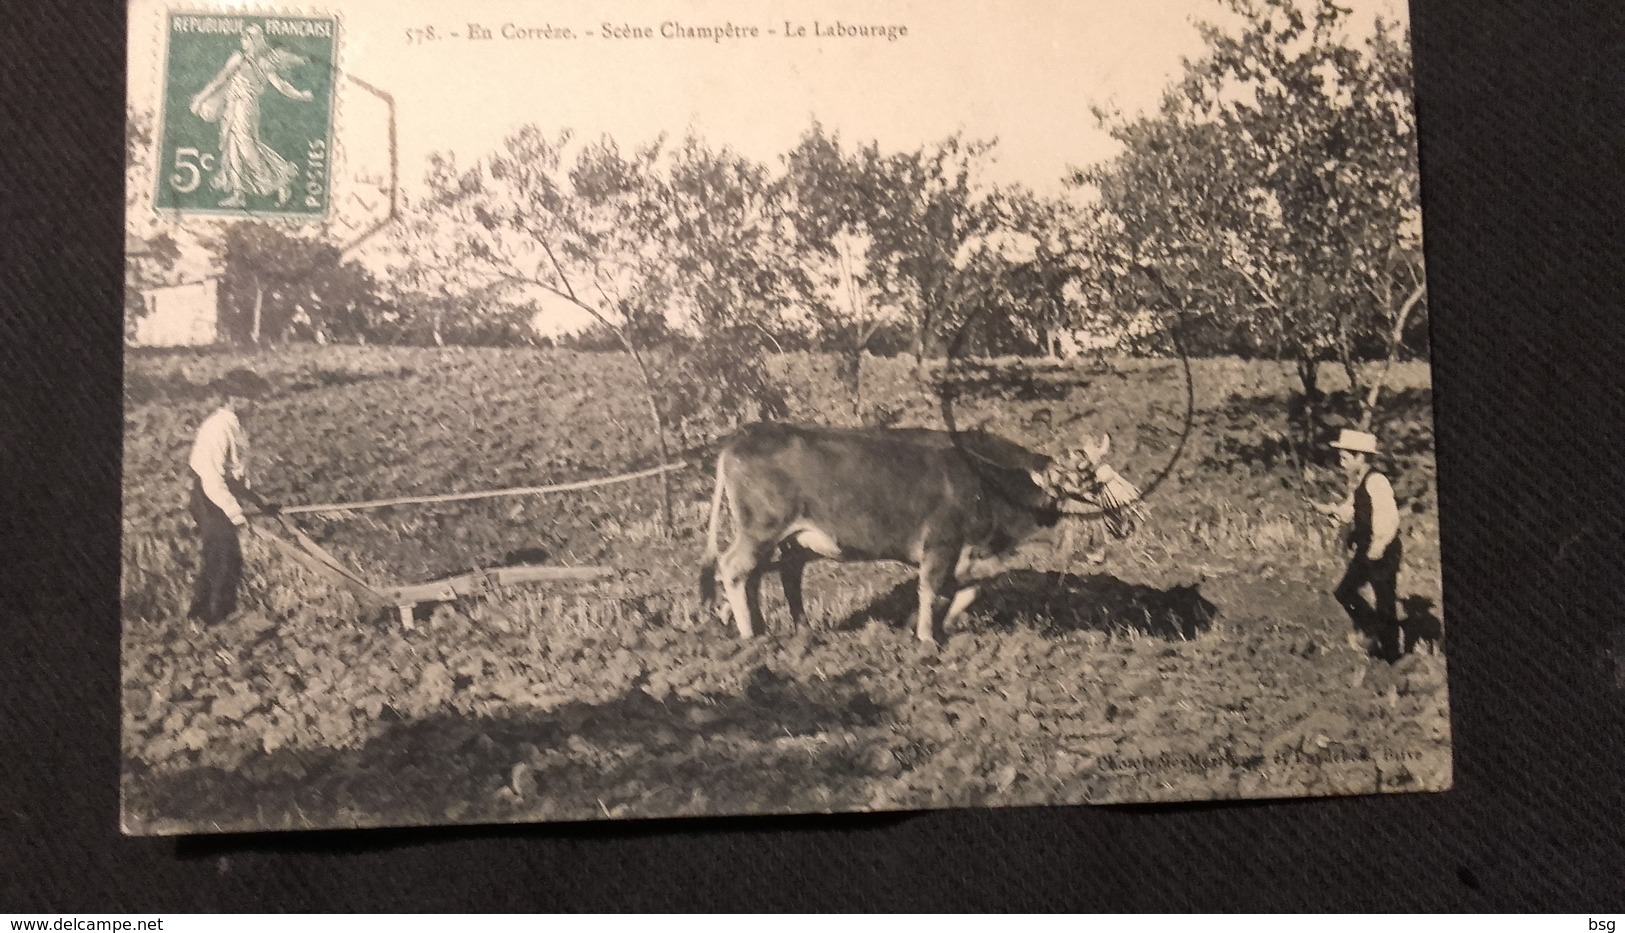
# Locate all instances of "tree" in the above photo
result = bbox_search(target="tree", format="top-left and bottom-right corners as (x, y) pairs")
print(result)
(298, 258), (390, 343)
(652, 135), (802, 427)
(213, 223), (384, 344)
(862, 134), (1003, 366)
(1077, 0), (1426, 454)
(378, 165), (542, 347)
(947, 186), (1089, 358)
(467, 129), (798, 420)
(427, 128), (680, 525)
(392, 131), (699, 526)
(1340, 17), (1428, 426)
(661, 136), (806, 339)
(782, 125), (897, 413)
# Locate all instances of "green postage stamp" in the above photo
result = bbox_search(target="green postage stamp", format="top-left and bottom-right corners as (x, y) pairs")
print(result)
(155, 11), (338, 219)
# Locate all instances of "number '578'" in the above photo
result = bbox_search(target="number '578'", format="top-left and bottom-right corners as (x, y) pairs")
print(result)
(169, 147), (216, 193)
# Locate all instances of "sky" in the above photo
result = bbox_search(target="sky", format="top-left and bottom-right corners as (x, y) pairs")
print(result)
(131, 0), (1408, 195)
(352, 0), (1406, 196)
(128, 0), (1410, 332)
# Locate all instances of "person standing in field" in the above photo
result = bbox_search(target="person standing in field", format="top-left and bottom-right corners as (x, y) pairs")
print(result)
(1314, 428), (1404, 661)
(187, 368), (277, 626)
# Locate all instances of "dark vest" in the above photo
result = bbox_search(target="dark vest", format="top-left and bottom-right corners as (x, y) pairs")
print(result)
(1351, 469), (1382, 554)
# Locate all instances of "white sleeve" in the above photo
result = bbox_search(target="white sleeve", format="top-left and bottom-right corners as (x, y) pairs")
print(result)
(1366, 473), (1399, 556)
(189, 416), (246, 524)
(227, 417), (251, 489)
(1332, 492), (1356, 525)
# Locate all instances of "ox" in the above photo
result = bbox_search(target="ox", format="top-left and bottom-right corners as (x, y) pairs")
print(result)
(698, 423), (1134, 643)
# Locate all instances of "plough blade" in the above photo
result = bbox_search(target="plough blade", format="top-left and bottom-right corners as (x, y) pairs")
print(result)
(253, 522), (389, 612)
(254, 512), (617, 627)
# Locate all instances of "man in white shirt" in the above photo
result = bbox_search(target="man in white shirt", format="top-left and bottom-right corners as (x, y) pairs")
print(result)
(187, 368), (276, 626)
(1314, 428), (1404, 661)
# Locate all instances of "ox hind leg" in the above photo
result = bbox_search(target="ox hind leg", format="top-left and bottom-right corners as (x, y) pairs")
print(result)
(777, 543), (812, 631)
(718, 539), (774, 639)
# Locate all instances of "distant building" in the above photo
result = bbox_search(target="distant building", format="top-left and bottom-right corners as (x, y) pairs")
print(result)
(131, 278), (220, 347)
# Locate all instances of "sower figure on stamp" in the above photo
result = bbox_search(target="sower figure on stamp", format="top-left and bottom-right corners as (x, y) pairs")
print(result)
(186, 368), (277, 626)
(1313, 429), (1404, 661)
(188, 23), (314, 208)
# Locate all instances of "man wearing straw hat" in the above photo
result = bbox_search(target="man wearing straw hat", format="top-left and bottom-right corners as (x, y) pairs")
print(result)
(1314, 428), (1403, 660)
(186, 368), (278, 626)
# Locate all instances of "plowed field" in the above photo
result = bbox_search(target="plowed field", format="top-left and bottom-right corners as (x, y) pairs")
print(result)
(119, 348), (1449, 833)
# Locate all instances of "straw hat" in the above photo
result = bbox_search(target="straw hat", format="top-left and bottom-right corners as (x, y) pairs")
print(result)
(1329, 428), (1378, 455)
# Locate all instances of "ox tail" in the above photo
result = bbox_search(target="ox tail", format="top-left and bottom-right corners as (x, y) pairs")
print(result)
(699, 450), (729, 604)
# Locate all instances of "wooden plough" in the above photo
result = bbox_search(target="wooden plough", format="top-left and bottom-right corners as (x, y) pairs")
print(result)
(249, 462), (686, 626)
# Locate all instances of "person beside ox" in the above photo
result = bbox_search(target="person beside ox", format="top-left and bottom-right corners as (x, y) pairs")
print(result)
(1314, 428), (1405, 661)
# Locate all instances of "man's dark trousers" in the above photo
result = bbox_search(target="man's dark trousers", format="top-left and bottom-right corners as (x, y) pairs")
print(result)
(187, 476), (242, 624)
(1335, 538), (1402, 660)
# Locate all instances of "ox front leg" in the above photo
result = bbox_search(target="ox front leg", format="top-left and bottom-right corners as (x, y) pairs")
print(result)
(719, 541), (771, 639)
(943, 586), (979, 631)
(946, 549), (984, 625)
(915, 553), (955, 645)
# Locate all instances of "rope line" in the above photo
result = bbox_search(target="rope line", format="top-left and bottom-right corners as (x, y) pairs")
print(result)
(275, 461), (689, 515)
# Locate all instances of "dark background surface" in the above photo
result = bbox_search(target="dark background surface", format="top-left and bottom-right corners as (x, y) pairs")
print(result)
(2, 0), (1622, 913)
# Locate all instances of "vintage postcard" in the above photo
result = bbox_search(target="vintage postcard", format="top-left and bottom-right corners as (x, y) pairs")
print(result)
(122, 0), (1448, 834)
